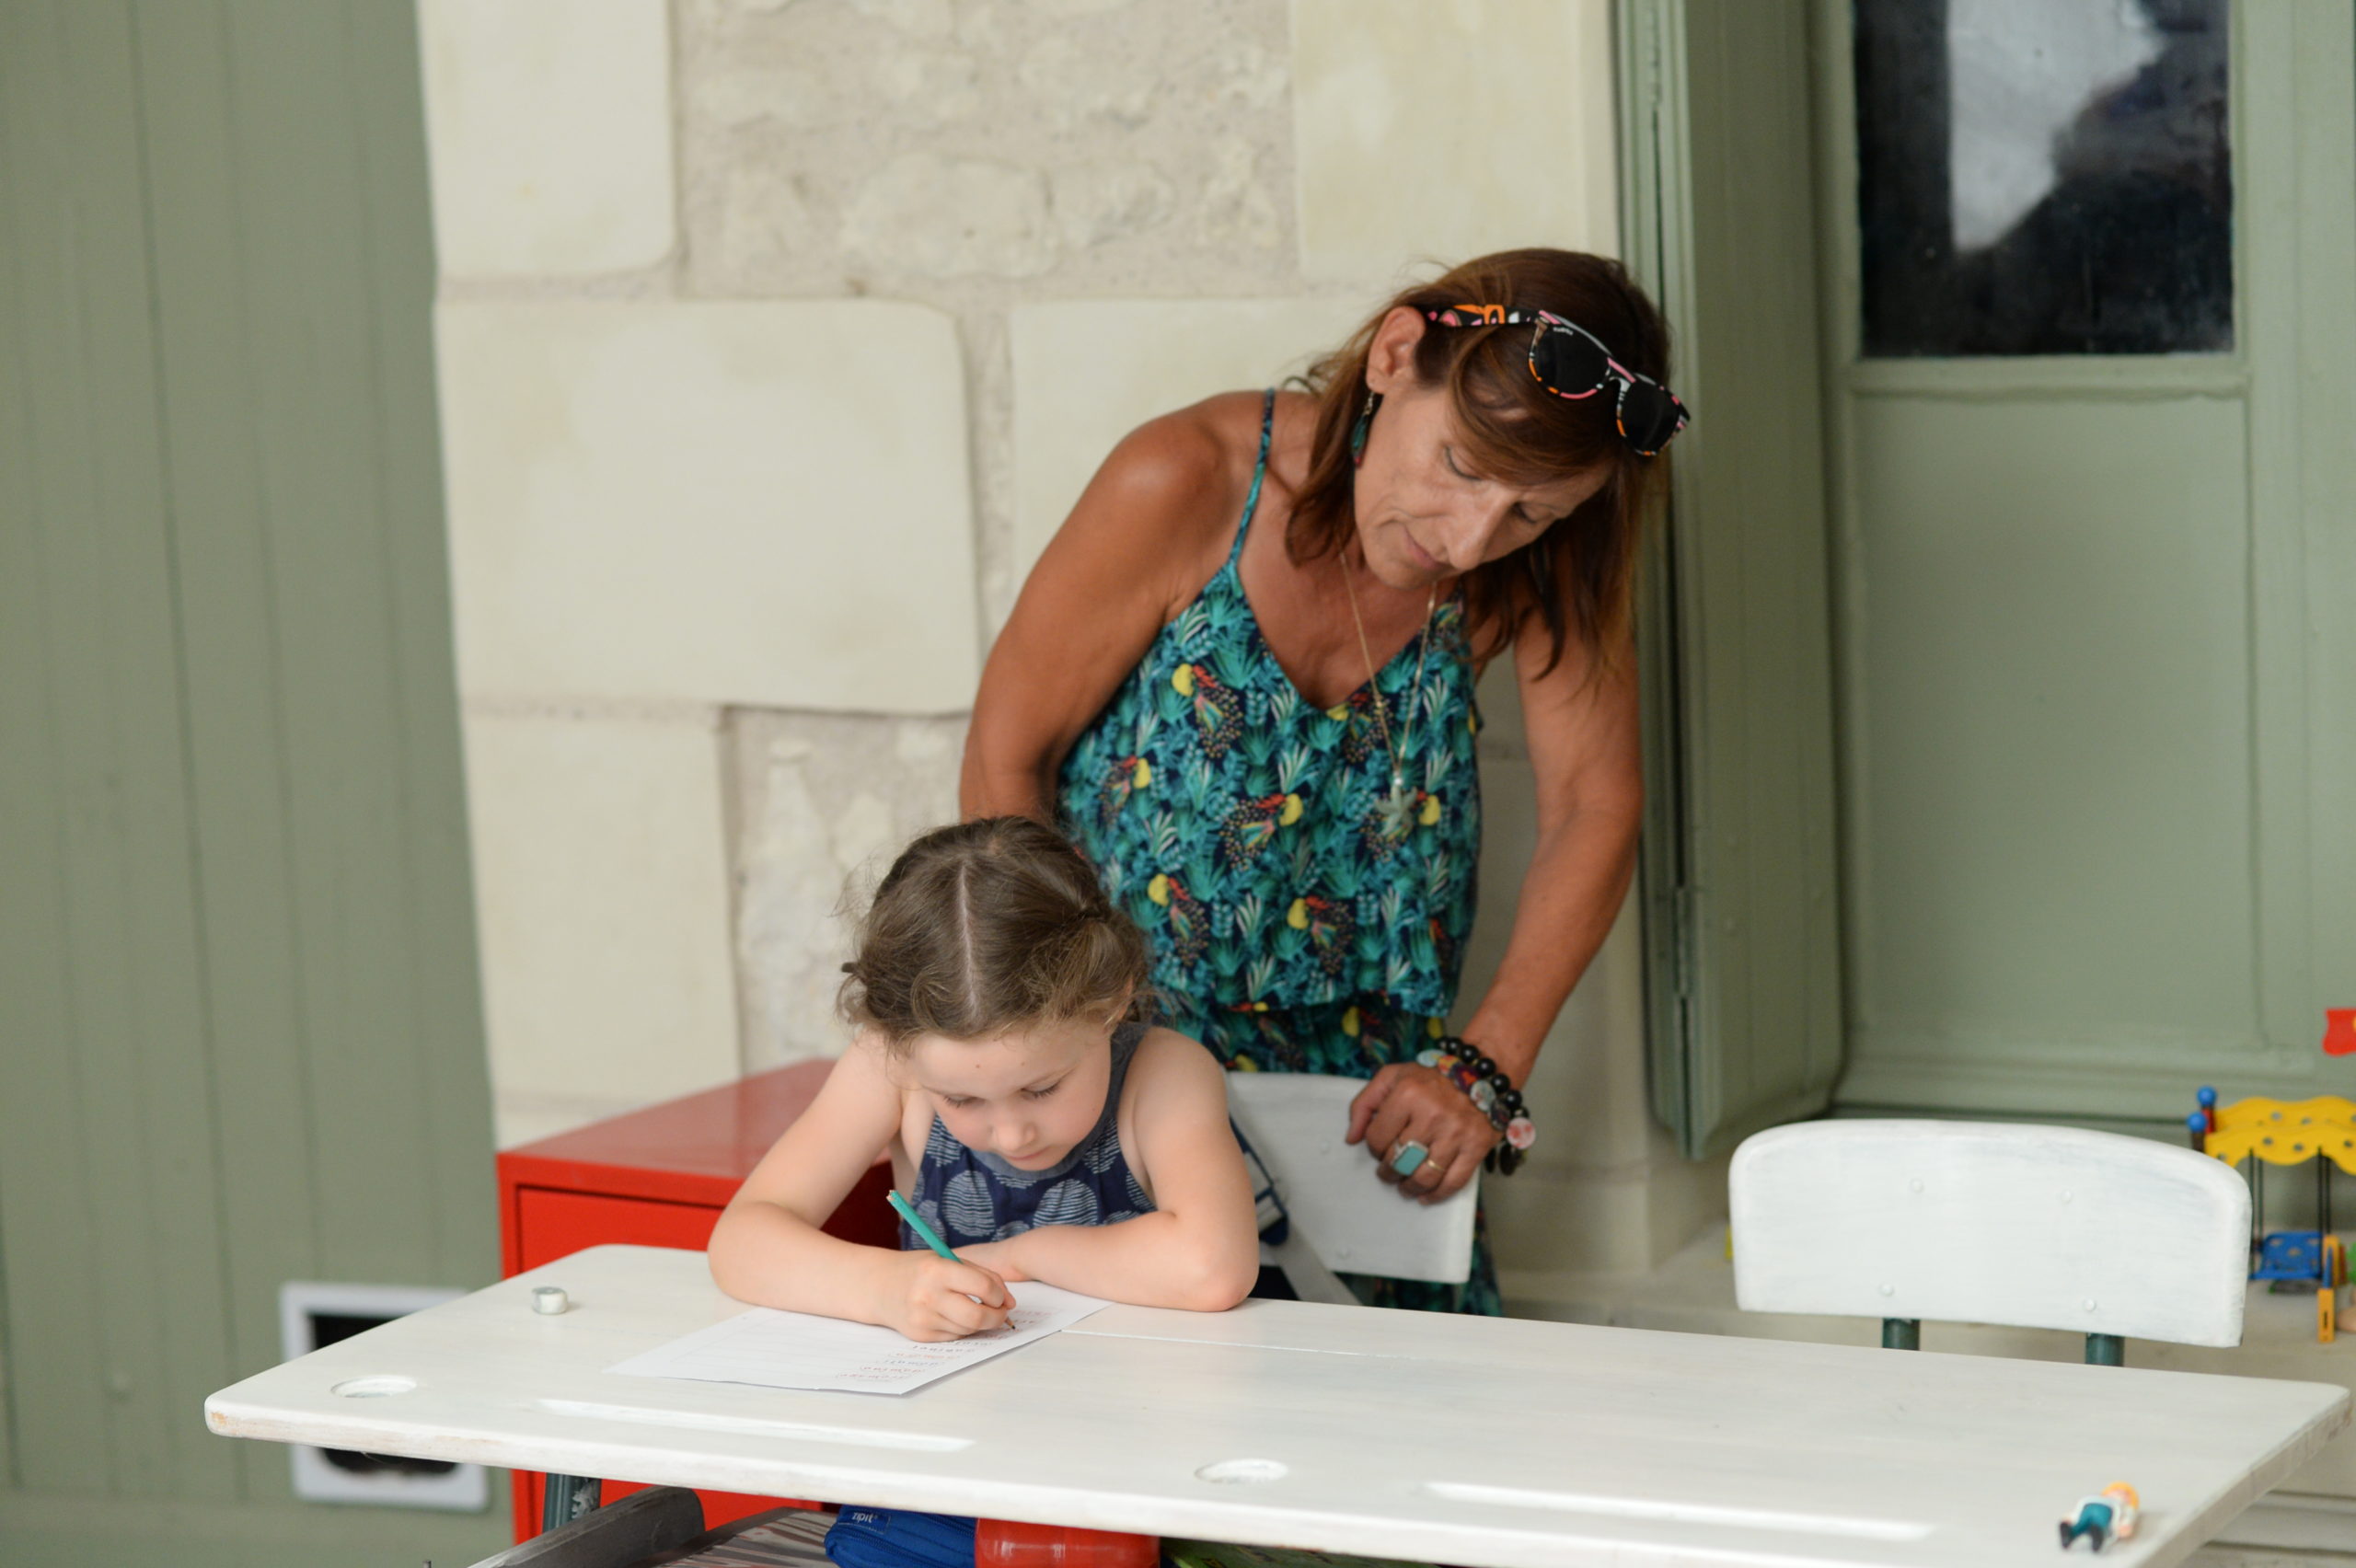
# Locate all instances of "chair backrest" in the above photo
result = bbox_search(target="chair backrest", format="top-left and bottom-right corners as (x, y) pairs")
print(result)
(1730, 1119), (2249, 1347)
(1226, 1072), (1477, 1285)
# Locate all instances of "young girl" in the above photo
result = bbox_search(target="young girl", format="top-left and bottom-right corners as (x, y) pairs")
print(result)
(710, 816), (1263, 1341)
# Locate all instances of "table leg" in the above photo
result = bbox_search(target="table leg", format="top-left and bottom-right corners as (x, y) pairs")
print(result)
(543, 1472), (603, 1531)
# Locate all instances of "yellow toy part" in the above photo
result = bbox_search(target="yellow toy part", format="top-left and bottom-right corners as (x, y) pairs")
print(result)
(2201, 1096), (2356, 1174)
(2211, 1094), (2356, 1133)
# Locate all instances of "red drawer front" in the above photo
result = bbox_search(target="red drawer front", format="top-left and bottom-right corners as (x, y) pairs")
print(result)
(515, 1189), (724, 1272)
(516, 1474), (817, 1541)
(514, 1169), (900, 1273)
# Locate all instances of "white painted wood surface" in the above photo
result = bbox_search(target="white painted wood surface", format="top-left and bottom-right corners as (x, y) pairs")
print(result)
(1226, 1072), (1476, 1284)
(206, 1246), (2343, 1568)
(1730, 1120), (2252, 1346)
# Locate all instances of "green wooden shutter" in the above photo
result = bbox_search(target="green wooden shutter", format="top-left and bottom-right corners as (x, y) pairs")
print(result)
(0, 3), (501, 1562)
(1620, 0), (1846, 1159)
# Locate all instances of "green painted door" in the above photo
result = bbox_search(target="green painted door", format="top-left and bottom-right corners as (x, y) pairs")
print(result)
(0, 3), (502, 1562)
(1815, 2), (2356, 1121)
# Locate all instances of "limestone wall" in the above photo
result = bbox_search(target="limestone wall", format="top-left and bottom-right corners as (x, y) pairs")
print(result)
(417, 0), (1703, 1280)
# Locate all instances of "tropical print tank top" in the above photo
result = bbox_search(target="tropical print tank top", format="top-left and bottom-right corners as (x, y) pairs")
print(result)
(1056, 392), (1483, 1059)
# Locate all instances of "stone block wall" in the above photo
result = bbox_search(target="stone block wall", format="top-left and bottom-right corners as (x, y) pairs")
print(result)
(418, 0), (1710, 1282)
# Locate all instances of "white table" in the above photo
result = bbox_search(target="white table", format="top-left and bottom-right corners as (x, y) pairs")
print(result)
(205, 1245), (2350, 1568)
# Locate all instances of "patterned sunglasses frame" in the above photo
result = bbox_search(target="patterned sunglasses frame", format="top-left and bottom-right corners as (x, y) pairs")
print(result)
(1422, 303), (1692, 457)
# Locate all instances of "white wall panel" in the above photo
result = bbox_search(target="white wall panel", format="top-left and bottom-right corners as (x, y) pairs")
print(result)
(1008, 296), (1369, 584)
(418, 0), (676, 276)
(463, 709), (742, 1147)
(1291, 0), (1619, 283)
(438, 299), (979, 712)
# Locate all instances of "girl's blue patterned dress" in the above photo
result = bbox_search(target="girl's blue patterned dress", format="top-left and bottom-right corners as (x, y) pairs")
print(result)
(1056, 391), (1499, 1315)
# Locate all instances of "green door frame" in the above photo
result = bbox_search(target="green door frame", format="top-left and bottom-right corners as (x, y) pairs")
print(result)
(1616, 0), (1847, 1159)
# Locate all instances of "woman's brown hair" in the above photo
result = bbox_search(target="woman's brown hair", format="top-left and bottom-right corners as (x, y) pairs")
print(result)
(1293, 248), (1674, 676)
(838, 817), (1150, 1048)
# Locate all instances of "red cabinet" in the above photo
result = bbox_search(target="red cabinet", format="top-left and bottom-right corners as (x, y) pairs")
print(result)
(496, 1059), (896, 1540)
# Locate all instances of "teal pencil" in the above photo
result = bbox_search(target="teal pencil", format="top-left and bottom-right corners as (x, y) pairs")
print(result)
(887, 1188), (960, 1262)
(888, 1189), (1011, 1309)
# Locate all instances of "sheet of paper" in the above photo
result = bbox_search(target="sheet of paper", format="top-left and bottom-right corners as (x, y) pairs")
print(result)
(607, 1283), (1112, 1395)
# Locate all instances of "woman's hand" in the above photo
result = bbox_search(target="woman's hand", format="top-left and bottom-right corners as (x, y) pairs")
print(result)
(1345, 1064), (1498, 1204)
(876, 1251), (1016, 1343)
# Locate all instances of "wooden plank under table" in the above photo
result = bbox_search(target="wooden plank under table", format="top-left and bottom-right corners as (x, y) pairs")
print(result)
(206, 1245), (2348, 1567)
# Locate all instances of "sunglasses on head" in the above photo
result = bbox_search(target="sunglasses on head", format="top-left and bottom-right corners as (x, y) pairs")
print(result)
(1422, 304), (1691, 457)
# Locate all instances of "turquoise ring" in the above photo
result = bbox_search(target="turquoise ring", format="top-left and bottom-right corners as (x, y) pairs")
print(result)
(1389, 1139), (1430, 1178)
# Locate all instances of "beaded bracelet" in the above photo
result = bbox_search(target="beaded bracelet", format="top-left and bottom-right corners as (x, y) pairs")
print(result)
(1413, 1036), (1535, 1175)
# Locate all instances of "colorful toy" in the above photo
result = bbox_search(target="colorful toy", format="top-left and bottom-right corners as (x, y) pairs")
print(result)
(2192, 1085), (2356, 1342)
(2057, 1483), (2139, 1551)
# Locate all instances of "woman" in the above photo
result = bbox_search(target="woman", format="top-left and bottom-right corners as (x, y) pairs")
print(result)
(960, 249), (1687, 1312)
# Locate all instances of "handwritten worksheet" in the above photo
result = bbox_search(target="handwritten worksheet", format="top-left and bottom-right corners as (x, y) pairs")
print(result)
(606, 1285), (1112, 1396)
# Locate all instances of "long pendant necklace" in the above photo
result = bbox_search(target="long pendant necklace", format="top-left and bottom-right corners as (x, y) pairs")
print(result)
(1341, 549), (1438, 842)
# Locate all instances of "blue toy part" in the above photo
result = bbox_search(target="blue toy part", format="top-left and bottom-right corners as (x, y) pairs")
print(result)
(825, 1507), (977, 1568)
(2254, 1229), (2326, 1283)
(2198, 1085), (2219, 1110)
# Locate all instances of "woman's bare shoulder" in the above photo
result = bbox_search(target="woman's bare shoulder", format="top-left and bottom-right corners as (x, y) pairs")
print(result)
(1083, 393), (1267, 546)
(1031, 390), (1277, 623)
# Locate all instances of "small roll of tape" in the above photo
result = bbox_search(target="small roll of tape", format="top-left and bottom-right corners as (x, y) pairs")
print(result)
(533, 1286), (570, 1316)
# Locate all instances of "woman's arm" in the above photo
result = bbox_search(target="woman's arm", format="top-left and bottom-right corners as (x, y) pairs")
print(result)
(709, 1039), (1015, 1342)
(1458, 620), (1644, 1082)
(961, 406), (1242, 821)
(964, 1030), (1260, 1311)
(1349, 619), (1643, 1201)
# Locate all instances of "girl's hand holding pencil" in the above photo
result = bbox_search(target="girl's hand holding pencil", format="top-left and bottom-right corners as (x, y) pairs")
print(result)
(881, 1251), (1015, 1342)
(885, 1189), (1018, 1343)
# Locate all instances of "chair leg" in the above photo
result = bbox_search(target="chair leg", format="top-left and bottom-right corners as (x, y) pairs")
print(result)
(2085, 1333), (2124, 1366)
(1881, 1318), (1920, 1350)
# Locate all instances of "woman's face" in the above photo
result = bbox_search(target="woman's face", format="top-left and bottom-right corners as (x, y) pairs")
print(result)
(1355, 308), (1612, 591)
(904, 1014), (1114, 1170)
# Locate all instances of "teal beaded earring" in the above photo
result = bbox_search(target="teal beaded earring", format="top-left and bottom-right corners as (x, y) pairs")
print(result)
(1349, 389), (1380, 467)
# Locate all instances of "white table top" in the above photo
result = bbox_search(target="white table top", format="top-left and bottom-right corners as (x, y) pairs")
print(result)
(205, 1245), (2350, 1568)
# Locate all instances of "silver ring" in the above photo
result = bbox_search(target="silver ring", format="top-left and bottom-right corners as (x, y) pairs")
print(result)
(1389, 1139), (1430, 1178)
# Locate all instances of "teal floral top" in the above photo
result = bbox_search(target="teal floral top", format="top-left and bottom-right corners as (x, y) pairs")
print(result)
(1056, 392), (1483, 1066)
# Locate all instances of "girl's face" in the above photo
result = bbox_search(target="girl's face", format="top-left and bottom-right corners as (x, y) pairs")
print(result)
(905, 1014), (1115, 1170)
(1356, 308), (1611, 591)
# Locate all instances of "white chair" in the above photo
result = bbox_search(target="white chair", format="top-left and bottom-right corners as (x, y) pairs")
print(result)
(1226, 1072), (1479, 1304)
(1729, 1119), (2249, 1363)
